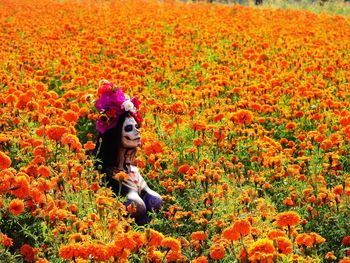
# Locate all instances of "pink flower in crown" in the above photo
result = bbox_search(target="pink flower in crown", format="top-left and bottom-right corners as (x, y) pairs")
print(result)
(95, 80), (142, 134)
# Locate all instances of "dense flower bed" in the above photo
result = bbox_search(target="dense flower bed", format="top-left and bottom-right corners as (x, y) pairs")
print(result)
(0, 0), (350, 262)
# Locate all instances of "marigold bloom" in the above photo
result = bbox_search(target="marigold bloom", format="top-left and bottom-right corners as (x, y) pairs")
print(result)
(0, 233), (13, 247)
(178, 164), (190, 174)
(46, 125), (69, 141)
(296, 232), (325, 248)
(84, 141), (95, 150)
(209, 244), (225, 260)
(113, 171), (129, 181)
(161, 237), (181, 250)
(9, 198), (25, 216)
(248, 238), (276, 263)
(223, 226), (240, 241)
(0, 151), (11, 170)
(233, 219), (251, 236)
(334, 185), (343, 195)
(275, 237), (292, 254)
(191, 256), (208, 263)
(37, 165), (51, 177)
(11, 174), (30, 198)
(20, 244), (36, 262)
(267, 230), (286, 239)
(149, 229), (165, 247)
(274, 211), (301, 227)
(343, 236), (350, 246)
(191, 231), (207, 241)
(285, 122), (297, 130)
(231, 110), (253, 125)
(63, 110), (79, 123)
(325, 251), (337, 260)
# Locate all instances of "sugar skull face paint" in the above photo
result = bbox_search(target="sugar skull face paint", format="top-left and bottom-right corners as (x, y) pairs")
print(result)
(121, 116), (141, 148)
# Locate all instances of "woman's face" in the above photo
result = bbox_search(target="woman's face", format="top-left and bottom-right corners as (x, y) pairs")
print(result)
(121, 116), (141, 148)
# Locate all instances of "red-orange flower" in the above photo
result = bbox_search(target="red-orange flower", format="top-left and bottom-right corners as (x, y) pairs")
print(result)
(0, 233), (13, 247)
(247, 238), (276, 263)
(20, 244), (36, 262)
(84, 141), (96, 151)
(11, 174), (30, 198)
(275, 237), (292, 254)
(191, 256), (208, 263)
(231, 110), (253, 125)
(223, 226), (240, 241)
(149, 229), (165, 247)
(343, 236), (350, 246)
(233, 219), (251, 236)
(46, 125), (69, 141)
(9, 198), (25, 216)
(191, 231), (207, 241)
(209, 243), (225, 260)
(0, 151), (11, 170)
(161, 237), (181, 250)
(274, 211), (301, 227)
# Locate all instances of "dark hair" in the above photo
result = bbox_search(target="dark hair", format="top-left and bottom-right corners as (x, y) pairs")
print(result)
(94, 112), (129, 172)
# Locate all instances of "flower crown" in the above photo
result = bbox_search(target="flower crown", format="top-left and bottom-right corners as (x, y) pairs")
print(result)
(95, 80), (143, 134)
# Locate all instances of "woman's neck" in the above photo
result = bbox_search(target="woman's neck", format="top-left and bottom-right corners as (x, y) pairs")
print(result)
(117, 147), (136, 172)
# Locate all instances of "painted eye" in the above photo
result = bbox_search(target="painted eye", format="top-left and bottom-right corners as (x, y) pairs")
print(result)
(124, 125), (133, 132)
(135, 124), (140, 129)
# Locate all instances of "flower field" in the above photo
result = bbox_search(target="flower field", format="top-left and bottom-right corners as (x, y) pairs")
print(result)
(1, 0), (350, 262)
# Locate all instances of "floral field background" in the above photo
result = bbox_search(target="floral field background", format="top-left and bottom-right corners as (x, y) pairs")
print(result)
(1, 0), (350, 262)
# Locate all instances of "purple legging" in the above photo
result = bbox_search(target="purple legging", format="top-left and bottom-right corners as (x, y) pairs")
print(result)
(124, 190), (162, 225)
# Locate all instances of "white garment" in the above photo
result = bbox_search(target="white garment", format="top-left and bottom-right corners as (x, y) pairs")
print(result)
(122, 166), (147, 194)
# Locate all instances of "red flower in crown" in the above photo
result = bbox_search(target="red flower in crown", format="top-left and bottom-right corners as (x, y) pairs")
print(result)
(95, 80), (142, 134)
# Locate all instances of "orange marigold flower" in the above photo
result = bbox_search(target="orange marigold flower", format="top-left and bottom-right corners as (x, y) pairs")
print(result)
(248, 238), (276, 263)
(0, 151), (11, 170)
(209, 243), (225, 260)
(230, 110), (253, 125)
(46, 125), (69, 141)
(286, 122), (297, 130)
(59, 244), (74, 260)
(63, 110), (79, 123)
(275, 237), (292, 255)
(223, 226), (240, 241)
(84, 141), (95, 151)
(274, 211), (301, 227)
(161, 237), (181, 251)
(325, 251), (337, 260)
(334, 185), (343, 195)
(283, 197), (294, 206)
(0, 233), (13, 247)
(191, 231), (207, 241)
(9, 198), (25, 216)
(191, 121), (206, 132)
(113, 171), (129, 181)
(295, 232), (325, 248)
(267, 230), (286, 239)
(233, 219), (251, 236)
(343, 236), (350, 246)
(148, 229), (165, 247)
(178, 164), (190, 174)
(38, 165), (51, 177)
(61, 133), (81, 150)
(191, 256), (208, 263)
(11, 174), (30, 198)
(20, 244), (36, 262)
(166, 249), (185, 262)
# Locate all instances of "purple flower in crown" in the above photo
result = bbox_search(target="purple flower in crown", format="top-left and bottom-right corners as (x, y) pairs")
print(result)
(95, 80), (143, 134)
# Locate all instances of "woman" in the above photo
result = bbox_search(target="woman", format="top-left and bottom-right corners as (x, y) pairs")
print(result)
(94, 80), (162, 225)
